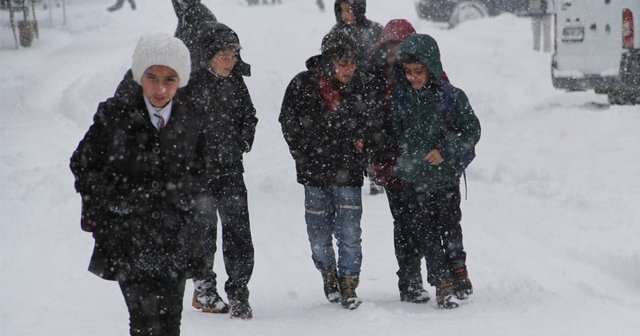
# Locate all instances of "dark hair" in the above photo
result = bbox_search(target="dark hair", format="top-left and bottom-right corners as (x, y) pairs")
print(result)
(321, 31), (357, 60)
(396, 52), (421, 66)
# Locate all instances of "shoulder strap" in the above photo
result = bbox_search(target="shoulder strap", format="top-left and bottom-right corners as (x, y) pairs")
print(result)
(439, 83), (472, 200)
(439, 82), (457, 128)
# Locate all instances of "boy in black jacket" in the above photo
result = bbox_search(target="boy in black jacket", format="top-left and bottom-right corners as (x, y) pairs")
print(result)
(183, 23), (258, 320)
(279, 31), (371, 310)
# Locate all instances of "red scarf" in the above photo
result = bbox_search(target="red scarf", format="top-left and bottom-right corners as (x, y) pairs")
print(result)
(319, 70), (342, 113)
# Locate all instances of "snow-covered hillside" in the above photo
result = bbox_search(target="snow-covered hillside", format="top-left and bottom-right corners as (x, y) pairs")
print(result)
(1, 1), (639, 335)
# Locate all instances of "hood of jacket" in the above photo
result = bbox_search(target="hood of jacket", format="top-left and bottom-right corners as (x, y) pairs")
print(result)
(369, 19), (415, 75)
(198, 22), (251, 77)
(334, 0), (368, 25)
(377, 19), (415, 48)
(396, 34), (444, 85)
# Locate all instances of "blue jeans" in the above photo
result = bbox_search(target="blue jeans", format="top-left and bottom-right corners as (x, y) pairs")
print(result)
(304, 186), (363, 277)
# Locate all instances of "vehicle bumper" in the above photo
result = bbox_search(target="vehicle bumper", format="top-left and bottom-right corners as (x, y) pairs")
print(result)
(415, 0), (455, 22)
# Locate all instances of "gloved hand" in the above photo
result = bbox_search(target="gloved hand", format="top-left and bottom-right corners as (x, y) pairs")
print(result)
(80, 200), (97, 233)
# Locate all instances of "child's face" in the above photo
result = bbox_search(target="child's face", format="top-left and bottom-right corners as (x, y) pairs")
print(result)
(141, 65), (180, 108)
(340, 2), (356, 25)
(209, 48), (238, 78)
(404, 62), (430, 90)
(332, 56), (357, 84)
(384, 43), (401, 69)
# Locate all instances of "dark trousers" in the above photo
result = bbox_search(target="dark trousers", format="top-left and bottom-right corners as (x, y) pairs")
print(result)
(118, 275), (186, 336)
(194, 173), (254, 300)
(413, 185), (466, 286)
(386, 185), (425, 291)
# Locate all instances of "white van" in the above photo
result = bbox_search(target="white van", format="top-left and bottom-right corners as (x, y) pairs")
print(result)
(551, 0), (640, 104)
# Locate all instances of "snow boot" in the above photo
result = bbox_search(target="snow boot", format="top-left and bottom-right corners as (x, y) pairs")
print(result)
(400, 283), (430, 304)
(452, 266), (473, 300)
(436, 282), (459, 309)
(398, 274), (430, 303)
(229, 299), (253, 319)
(322, 268), (341, 303)
(339, 276), (362, 310)
(192, 289), (230, 313)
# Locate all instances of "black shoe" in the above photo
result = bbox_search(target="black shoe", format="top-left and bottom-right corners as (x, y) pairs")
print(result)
(192, 289), (230, 313)
(400, 284), (430, 304)
(322, 269), (341, 303)
(436, 283), (459, 309)
(229, 299), (253, 319)
(452, 266), (473, 300)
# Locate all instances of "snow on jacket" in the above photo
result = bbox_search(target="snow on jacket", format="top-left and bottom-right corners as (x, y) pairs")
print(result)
(331, 0), (383, 72)
(393, 34), (481, 192)
(279, 55), (370, 187)
(172, 0), (218, 72)
(367, 19), (416, 188)
(70, 93), (206, 281)
(182, 68), (258, 177)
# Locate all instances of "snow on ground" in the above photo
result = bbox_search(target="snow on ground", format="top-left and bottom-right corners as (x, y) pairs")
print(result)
(1, 0), (639, 335)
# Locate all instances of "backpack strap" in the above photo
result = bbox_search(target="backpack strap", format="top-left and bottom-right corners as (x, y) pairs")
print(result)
(438, 83), (470, 200)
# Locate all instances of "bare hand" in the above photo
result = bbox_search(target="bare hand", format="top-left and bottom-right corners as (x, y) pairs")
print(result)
(425, 149), (444, 165)
(354, 139), (364, 152)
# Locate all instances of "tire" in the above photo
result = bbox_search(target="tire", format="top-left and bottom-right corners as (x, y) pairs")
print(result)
(415, 2), (428, 19)
(449, 1), (489, 27)
(608, 89), (640, 105)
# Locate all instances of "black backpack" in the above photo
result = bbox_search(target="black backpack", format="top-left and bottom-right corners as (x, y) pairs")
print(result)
(439, 83), (476, 170)
(438, 83), (476, 198)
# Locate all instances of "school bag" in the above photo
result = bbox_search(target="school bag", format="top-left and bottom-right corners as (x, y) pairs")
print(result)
(439, 82), (476, 170)
(438, 82), (476, 198)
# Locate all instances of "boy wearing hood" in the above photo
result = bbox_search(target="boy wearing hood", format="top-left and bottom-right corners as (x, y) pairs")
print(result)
(183, 23), (258, 319)
(368, 19), (432, 304)
(393, 34), (481, 309)
(279, 31), (371, 310)
(330, 0), (382, 72)
(331, 0), (383, 195)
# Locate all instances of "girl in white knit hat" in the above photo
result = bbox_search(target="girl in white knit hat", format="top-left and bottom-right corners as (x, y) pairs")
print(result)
(70, 34), (207, 336)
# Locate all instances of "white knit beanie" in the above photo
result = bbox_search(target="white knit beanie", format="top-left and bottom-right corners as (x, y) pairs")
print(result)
(131, 34), (191, 88)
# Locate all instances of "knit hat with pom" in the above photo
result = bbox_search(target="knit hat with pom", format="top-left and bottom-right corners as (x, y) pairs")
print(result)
(131, 34), (191, 88)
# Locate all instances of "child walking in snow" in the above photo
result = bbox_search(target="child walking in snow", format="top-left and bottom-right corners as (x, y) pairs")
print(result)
(392, 34), (481, 308)
(70, 34), (204, 335)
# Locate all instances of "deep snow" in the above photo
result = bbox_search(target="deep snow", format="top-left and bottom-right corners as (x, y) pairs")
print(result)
(1, 0), (639, 335)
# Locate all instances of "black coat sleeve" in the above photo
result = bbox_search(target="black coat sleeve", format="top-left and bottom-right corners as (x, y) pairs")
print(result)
(279, 74), (308, 160)
(235, 77), (258, 152)
(70, 103), (112, 203)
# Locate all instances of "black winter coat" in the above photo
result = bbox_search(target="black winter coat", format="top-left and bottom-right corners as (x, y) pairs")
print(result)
(70, 93), (206, 281)
(279, 55), (369, 187)
(183, 68), (258, 177)
(332, 0), (383, 72)
(172, 0), (218, 72)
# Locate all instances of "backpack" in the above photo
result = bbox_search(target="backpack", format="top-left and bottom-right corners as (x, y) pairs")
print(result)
(439, 83), (476, 199)
(439, 83), (476, 170)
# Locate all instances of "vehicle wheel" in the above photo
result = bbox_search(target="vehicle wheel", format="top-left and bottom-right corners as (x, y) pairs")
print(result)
(415, 2), (428, 19)
(607, 91), (625, 105)
(607, 89), (639, 105)
(449, 1), (489, 27)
